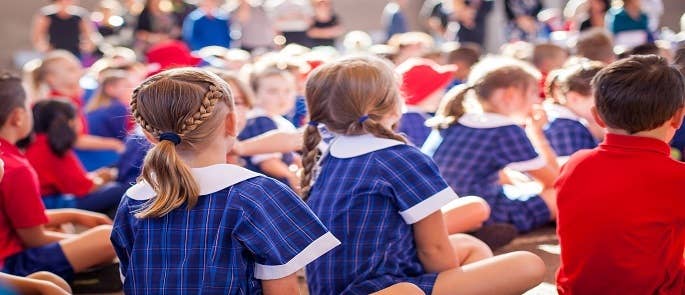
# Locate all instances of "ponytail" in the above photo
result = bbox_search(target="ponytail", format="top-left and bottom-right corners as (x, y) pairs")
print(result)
(135, 139), (200, 218)
(359, 116), (407, 143)
(427, 84), (472, 129)
(300, 122), (322, 200)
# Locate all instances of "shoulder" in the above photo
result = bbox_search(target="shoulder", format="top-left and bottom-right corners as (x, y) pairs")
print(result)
(373, 144), (436, 169)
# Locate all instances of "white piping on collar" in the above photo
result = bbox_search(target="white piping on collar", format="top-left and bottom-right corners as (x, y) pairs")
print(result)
(126, 164), (261, 201)
(329, 134), (405, 158)
(458, 112), (517, 129)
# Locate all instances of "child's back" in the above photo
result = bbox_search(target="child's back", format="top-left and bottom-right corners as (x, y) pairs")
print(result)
(556, 55), (685, 294)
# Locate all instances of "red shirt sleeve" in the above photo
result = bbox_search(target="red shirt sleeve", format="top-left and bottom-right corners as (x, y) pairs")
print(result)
(2, 166), (48, 228)
(54, 151), (94, 197)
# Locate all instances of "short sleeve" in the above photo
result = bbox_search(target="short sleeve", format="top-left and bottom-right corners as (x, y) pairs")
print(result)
(544, 120), (597, 157)
(55, 152), (94, 197)
(494, 125), (545, 172)
(1, 166), (48, 229)
(377, 146), (459, 224)
(110, 197), (137, 283)
(233, 178), (339, 280)
(238, 117), (282, 165)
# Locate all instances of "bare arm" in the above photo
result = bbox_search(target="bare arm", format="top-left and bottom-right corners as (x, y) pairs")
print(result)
(75, 134), (125, 152)
(234, 130), (303, 156)
(32, 14), (51, 52)
(413, 212), (459, 273)
(0, 273), (69, 295)
(15, 226), (71, 248)
(261, 273), (300, 295)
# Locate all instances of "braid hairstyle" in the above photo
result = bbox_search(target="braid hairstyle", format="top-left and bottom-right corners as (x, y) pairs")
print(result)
(130, 67), (234, 218)
(300, 55), (406, 199)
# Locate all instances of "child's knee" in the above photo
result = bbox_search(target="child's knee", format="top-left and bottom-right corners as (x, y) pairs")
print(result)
(373, 283), (425, 295)
(507, 251), (546, 281)
(449, 234), (493, 257)
(465, 196), (491, 222)
(27, 271), (72, 293)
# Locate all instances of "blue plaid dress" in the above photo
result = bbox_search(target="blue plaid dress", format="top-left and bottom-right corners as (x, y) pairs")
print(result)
(422, 112), (551, 232)
(543, 104), (597, 157)
(237, 110), (296, 185)
(306, 134), (459, 295)
(398, 110), (432, 147)
(111, 164), (340, 294)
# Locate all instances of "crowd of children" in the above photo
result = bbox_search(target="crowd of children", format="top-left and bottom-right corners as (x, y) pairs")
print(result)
(1, 0), (685, 294)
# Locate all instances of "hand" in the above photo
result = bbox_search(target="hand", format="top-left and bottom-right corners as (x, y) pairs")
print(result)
(286, 174), (302, 196)
(94, 167), (117, 183)
(526, 104), (548, 141)
(456, 7), (476, 29)
(516, 16), (538, 34)
(71, 209), (113, 227)
(37, 281), (70, 295)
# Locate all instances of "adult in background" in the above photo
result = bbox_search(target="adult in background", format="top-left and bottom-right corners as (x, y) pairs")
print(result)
(381, 0), (409, 42)
(505, 0), (544, 42)
(307, 0), (344, 47)
(135, 0), (181, 53)
(231, 0), (276, 52)
(420, 0), (493, 46)
(182, 0), (232, 51)
(32, 0), (96, 59)
(267, 0), (313, 47)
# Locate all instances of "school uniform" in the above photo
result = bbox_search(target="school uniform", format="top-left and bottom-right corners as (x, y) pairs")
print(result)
(237, 109), (296, 185)
(543, 103), (597, 157)
(111, 164), (340, 294)
(306, 134), (459, 294)
(398, 108), (432, 147)
(422, 112), (551, 232)
(86, 99), (133, 141)
(0, 138), (73, 280)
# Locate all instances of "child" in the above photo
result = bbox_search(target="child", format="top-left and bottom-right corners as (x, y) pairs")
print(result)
(606, 0), (653, 48)
(575, 28), (616, 64)
(238, 66), (300, 191)
(396, 58), (456, 147)
(556, 55), (685, 294)
(111, 68), (339, 293)
(302, 56), (545, 294)
(444, 43), (482, 90)
(422, 57), (559, 233)
(532, 44), (568, 99)
(85, 70), (134, 141)
(0, 72), (116, 282)
(182, 0), (232, 51)
(24, 100), (126, 214)
(544, 61), (604, 158)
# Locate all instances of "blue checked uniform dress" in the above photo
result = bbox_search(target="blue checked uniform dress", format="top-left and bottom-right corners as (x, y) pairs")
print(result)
(422, 112), (551, 232)
(237, 110), (296, 185)
(398, 111), (433, 148)
(306, 134), (459, 295)
(111, 164), (340, 294)
(543, 104), (597, 157)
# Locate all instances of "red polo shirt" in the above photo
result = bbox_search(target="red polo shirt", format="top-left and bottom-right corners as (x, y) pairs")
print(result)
(25, 134), (94, 197)
(556, 133), (685, 294)
(0, 138), (48, 263)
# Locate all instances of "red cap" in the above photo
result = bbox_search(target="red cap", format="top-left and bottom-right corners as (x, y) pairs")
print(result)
(397, 58), (457, 105)
(145, 40), (202, 76)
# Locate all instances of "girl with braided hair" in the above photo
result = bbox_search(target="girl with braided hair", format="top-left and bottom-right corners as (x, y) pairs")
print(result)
(302, 55), (546, 295)
(110, 67), (339, 294)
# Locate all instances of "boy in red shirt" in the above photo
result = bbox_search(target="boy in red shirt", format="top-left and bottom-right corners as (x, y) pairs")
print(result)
(556, 55), (685, 294)
(0, 73), (116, 282)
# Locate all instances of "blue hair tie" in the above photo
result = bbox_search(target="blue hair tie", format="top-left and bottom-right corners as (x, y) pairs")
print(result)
(358, 115), (370, 124)
(308, 121), (319, 127)
(159, 132), (182, 146)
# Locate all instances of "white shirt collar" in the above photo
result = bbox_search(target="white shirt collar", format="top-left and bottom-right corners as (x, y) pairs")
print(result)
(329, 134), (405, 158)
(126, 164), (261, 201)
(544, 103), (580, 121)
(457, 112), (518, 129)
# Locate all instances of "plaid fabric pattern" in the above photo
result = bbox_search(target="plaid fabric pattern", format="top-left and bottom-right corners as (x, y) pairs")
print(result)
(306, 144), (453, 295)
(398, 112), (432, 147)
(111, 176), (330, 294)
(425, 124), (550, 232)
(544, 118), (597, 157)
(237, 116), (294, 180)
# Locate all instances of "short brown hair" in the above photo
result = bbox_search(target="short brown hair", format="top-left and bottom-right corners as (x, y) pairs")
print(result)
(532, 43), (568, 68)
(593, 55), (685, 134)
(0, 72), (27, 126)
(446, 43), (482, 67)
(576, 28), (615, 63)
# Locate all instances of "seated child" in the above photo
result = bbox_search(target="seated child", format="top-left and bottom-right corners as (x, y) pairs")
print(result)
(303, 56), (545, 295)
(85, 70), (134, 141)
(0, 72), (116, 282)
(238, 65), (300, 191)
(444, 43), (482, 90)
(24, 100), (126, 214)
(532, 43), (568, 99)
(396, 58), (456, 147)
(556, 55), (685, 294)
(422, 57), (559, 233)
(111, 68), (338, 293)
(543, 61), (604, 158)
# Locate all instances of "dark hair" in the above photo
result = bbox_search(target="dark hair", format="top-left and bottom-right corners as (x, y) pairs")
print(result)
(593, 55), (685, 134)
(532, 43), (568, 68)
(446, 43), (482, 67)
(32, 100), (78, 157)
(628, 43), (660, 57)
(0, 72), (27, 127)
(673, 46), (685, 76)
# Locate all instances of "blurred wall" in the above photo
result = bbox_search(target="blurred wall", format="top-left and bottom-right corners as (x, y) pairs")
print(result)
(1, 0), (684, 69)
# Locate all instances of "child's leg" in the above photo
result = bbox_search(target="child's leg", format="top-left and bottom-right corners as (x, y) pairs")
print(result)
(449, 234), (493, 265)
(75, 183), (127, 214)
(0, 272), (71, 295)
(432, 251), (545, 295)
(371, 283), (425, 295)
(442, 196), (490, 234)
(59, 225), (116, 273)
(538, 188), (557, 220)
(26, 271), (72, 293)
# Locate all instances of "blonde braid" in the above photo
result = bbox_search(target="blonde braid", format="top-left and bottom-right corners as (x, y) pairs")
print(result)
(180, 84), (224, 134)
